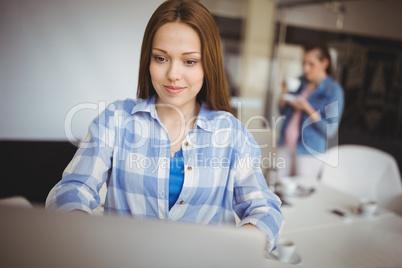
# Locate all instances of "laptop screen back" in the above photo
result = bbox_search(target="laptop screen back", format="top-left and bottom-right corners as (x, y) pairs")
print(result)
(0, 205), (264, 268)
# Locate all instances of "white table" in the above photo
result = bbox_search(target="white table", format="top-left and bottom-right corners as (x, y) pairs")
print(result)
(262, 179), (402, 267)
(285, 215), (402, 267)
(282, 181), (394, 233)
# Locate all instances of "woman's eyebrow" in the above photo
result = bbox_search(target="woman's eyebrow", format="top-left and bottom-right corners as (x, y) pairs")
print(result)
(152, 48), (167, 54)
(182, 51), (201, 56)
(152, 48), (200, 56)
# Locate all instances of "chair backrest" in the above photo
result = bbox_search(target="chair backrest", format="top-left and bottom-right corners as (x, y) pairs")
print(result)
(0, 196), (33, 208)
(321, 145), (402, 214)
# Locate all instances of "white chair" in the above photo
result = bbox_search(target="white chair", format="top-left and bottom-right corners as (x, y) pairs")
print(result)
(0, 196), (33, 208)
(320, 145), (402, 215)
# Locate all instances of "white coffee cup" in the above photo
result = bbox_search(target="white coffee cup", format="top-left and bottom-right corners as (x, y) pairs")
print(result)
(286, 77), (301, 92)
(358, 201), (377, 217)
(275, 239), (296, 262)
(280, 178), (298, 196)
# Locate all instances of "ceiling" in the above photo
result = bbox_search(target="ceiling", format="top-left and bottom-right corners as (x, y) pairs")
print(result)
(276, 0), (379, 8)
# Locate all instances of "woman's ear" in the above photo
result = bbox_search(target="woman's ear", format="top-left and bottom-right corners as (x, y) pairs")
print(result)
(322, 58), (329, 70)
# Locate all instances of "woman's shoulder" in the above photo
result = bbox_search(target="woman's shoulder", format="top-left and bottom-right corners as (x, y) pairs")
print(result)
(200, 107), (243, 130)
(313, 76), (343, 100)
(202, 107), (256, 140)
(324, 76), (343, 92)
(106, 98), (149, 115)
(201, 108), (258, 151)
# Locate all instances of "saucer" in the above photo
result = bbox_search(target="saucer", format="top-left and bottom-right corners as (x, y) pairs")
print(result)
(354, 208), (377, 218)
(266, 251), (302, 265)
(276, 185), (314, 198)
(275, 185), (298, 197)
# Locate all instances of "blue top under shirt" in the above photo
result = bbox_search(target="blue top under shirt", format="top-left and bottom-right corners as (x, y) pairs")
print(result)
(169, 148), (185, 210)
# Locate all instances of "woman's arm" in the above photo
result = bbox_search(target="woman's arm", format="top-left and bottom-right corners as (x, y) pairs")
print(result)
(232, 128), (285, 252)
(303, 83), (344, 137)
(278, 80), (288, 110)
(45, 103), (116, 213)
(289, 97), (321, 122)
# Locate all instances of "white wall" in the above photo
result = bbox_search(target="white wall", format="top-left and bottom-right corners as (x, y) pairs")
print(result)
(0, 0), (164, 141)
(280, 0), (402, 41)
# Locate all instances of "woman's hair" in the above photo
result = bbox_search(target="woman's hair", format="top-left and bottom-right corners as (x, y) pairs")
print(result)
(304, 43), (335, 77)
(137, 0), (232, 113)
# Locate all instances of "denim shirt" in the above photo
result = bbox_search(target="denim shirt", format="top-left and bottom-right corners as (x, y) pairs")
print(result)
(279, 75), (344, 155)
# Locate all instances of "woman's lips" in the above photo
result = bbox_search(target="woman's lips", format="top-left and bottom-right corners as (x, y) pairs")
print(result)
(164, 85), (185, 95)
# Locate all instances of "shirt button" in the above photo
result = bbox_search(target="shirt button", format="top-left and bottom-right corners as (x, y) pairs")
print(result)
(187, 166), (192, 171)
(179, 200), (185, 205)
(184, 141), (189, 146)
(160, 191), (165, 197)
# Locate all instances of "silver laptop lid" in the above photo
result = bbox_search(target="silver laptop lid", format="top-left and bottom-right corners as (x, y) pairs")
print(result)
(0, 205), (264, 268)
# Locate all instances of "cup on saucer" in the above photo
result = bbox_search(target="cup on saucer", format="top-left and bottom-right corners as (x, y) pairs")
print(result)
(357, 200), (377, 217)
(266, 239), (302, 264)
(286, 77), (301, 92)
(274, 239), (296, 262)
(279, 178), (298, 196)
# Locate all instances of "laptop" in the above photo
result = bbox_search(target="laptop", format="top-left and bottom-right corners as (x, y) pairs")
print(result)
(0, 205), (265, 268)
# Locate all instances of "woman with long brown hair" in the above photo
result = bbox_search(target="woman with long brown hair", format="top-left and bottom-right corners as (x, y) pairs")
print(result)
(46, 0), (284, 252)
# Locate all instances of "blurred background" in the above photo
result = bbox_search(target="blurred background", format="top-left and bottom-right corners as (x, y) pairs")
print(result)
(1, 0), (401, 204)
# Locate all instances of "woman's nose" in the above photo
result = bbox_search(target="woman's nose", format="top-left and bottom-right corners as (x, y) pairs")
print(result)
(167, 61), (182, 82)
(303, 65), (309, 74)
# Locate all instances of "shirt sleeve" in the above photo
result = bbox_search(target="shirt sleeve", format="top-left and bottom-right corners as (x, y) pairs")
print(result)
(231, 127), (285, 252)
(45, 103), (116, 213)
(279, 102), (291, 116)
(305, 83), (344, 138)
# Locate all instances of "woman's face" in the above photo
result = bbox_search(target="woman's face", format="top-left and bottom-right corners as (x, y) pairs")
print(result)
(302, 49), (328, 83)
(150, 22), (204, 112)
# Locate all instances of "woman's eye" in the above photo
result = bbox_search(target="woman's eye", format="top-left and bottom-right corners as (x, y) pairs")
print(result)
(153, 56), (167, 63)
(184, 60), (197, 66)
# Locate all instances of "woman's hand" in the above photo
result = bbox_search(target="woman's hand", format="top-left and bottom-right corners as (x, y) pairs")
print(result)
(287, 97), (309, 111)
(279, 80), (289, 109)
(71, 209), (89, 214)
(241, 224), (267, 251)
(288, 98), (321, 122)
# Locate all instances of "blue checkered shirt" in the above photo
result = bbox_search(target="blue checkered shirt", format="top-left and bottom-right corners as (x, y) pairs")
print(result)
(46, 96), (284, 250)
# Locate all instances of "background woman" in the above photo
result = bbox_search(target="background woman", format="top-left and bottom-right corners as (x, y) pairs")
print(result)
(46, 0), (283, 252)
(278, 43), (344, 179)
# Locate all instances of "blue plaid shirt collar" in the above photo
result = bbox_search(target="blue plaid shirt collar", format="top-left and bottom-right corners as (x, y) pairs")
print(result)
(131, 95), (213, 133)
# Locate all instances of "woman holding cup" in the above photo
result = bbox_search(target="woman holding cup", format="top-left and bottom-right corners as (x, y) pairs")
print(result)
(278, 44), (344, 179)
